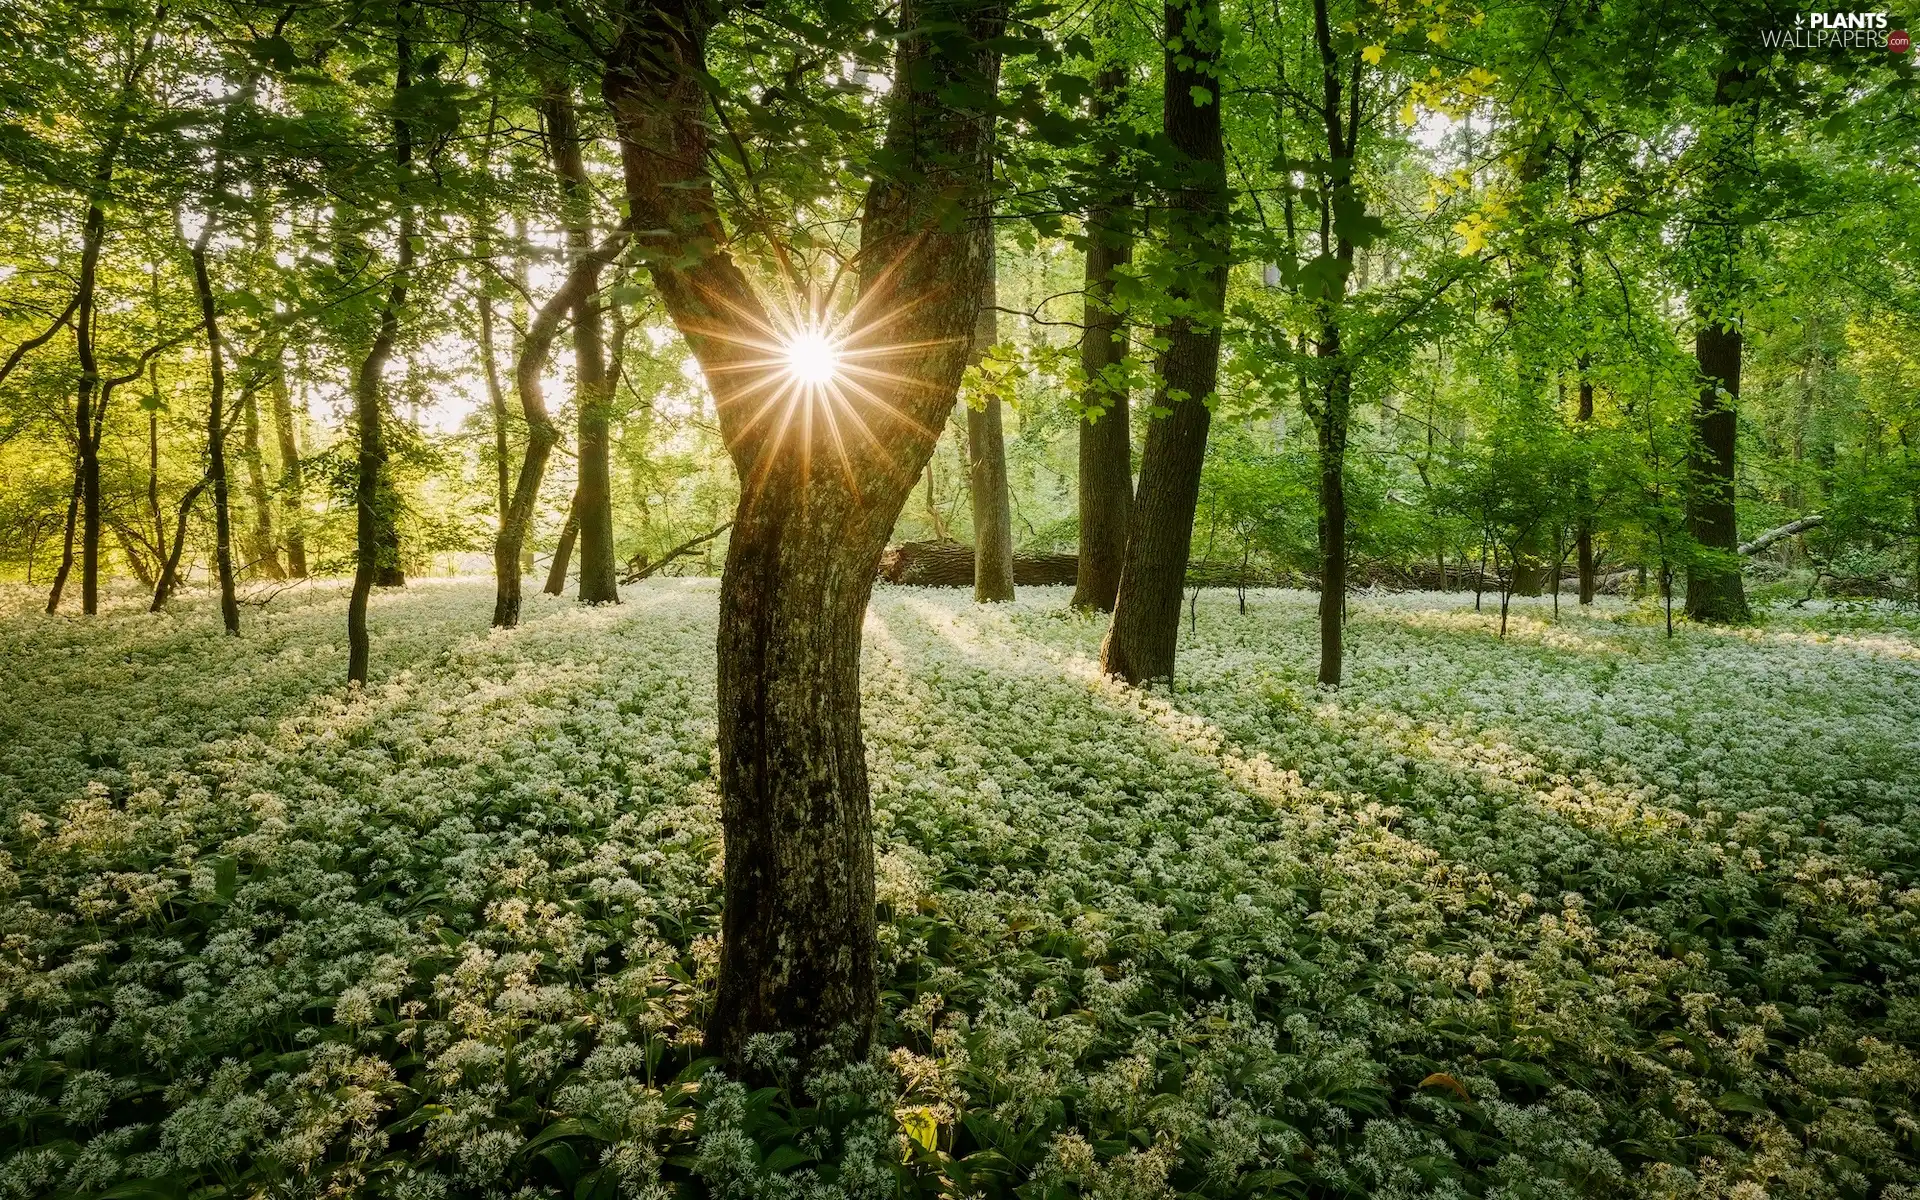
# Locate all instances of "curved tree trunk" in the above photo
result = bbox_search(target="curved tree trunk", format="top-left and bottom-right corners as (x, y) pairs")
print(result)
(64, 13), (160, 616)
(543, 490), (581, 598)
(1072, 59), (1134, 612)
(604, 0), (1003, 1070)
(966, 241), (1014, 602)
(150, 474), (210, 612)
(546, 83), (620, 606)
(1100, 0), (1229, 685)
(46, 473), (80, 615)
(493, 223), (625, 628)
(189, 218), (241, 635)
(349, 7), (415, 684)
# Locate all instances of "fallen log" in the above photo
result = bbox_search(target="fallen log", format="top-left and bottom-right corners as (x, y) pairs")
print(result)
(1739, 514), (1823, 556)
(878, 541), (1287, 588)
(878, 540), (1079, 587)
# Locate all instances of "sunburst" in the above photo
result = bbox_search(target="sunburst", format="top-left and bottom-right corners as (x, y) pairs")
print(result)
(681, 256), (969, 501)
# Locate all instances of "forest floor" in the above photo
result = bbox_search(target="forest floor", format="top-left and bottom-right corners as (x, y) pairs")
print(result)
(2, 579), (1919, 1199)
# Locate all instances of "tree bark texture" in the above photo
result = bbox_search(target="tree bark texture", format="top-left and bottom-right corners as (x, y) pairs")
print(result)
(240, 383), (284, 579)
(188, 243), (241, 634)
(543, 490), (581, 598)
(604, 0), (1003, 1068)
(1682, 66), (1751, 624)
(56, 13), (159, 616)
(494, 226), (626, 626)
(492, 87), (629, 629)
(1072, 60), (1135, 612)
(547, 84), (620, 606)
(880, 540), (1079, 586)
(1100, 0), (1230, 684)
(349, 10), (414, 684)
(269, 360), (308, 577)
(1686, 318), (1750, 621)
(1305, 0), (1361, 686)
(965, 243), (1015, 602)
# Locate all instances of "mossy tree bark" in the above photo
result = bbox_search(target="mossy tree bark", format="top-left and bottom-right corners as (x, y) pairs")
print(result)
(604, 0), (1003, 1068)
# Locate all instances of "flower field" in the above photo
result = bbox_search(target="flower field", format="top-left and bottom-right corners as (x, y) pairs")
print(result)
(2, 580), (1918, 1199)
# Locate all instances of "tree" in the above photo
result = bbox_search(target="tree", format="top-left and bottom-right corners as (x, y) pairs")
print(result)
(268, 359), (307, 578)
(348, 2), (418, 685)
(547, 80), (620, 607)
(601, 0), (1005, 1065)
(1072, 45), (1135, 612)
(1681, 66), (1754, 624)
(966, 236), (1015, 602)
(46, 7), (163, 616)
(1100, 0), (1230, 684)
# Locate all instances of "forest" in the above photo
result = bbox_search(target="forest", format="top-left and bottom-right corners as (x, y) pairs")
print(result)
(3, 0), (1920, 1195)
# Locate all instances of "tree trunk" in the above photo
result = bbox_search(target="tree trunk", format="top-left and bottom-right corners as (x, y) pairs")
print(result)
(75, 206), (103, 616)
(966, 241), (1015, 602)
(349, 8), (415, 685)
(495, 223), (625, 627)
(1315, 347), (1351, 684)
(1739, 514), (1823, 556)
(45, 472), (80, 615)
(543, 490), (581, 597)
(1570, 142), (1597, 606)
(1576, 368), (1596, 605)
(1099, 0), (1228, 684)
(477, 98), (512, 530)
(603, 0), (1003, 1069)
(1304, 0), (1361, 686)
(64, 14), (160, 615)
(880, 540), (1080, 586)
(189, 236), (241, 635)
(240, 383), (284, 579)
(1686, 316), (1749, 622)
(547, 83), (621, 606)
(1072, 58), (1133, 612)
(150, 474), (210, 612)
(1682, 67), (1750, 624)
(112, 522), (156, 588)
(268, 360), (308, 577)
(148, 361), (168, 570)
